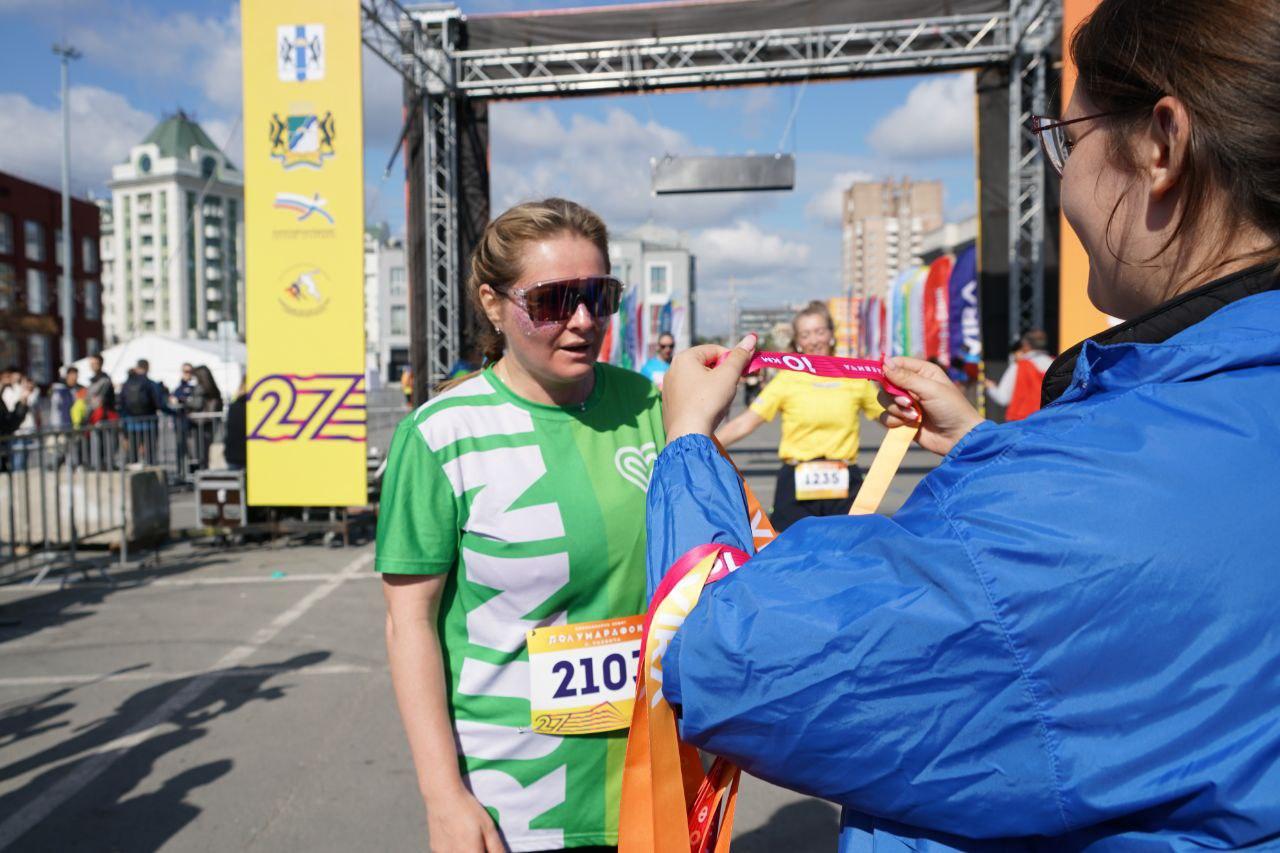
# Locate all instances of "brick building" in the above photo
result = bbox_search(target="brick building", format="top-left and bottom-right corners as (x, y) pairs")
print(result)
(0, 171), (104, 383)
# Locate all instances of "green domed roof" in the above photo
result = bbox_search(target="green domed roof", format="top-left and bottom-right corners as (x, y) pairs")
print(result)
(139, 110), (237, 171)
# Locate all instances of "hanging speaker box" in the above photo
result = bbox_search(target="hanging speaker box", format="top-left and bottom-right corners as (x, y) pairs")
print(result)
(651, 154), (796, 194)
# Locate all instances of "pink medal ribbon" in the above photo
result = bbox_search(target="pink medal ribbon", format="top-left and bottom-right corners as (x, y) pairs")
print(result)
(715, 350), (908, 399)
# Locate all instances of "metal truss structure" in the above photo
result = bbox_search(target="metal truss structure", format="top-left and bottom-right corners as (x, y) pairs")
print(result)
(1007, 0), (1059, 341)
(362, 0), (1060, 388)
(453, 14), (1011, 98)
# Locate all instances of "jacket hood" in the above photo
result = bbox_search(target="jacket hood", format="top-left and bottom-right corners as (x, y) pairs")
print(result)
(1055, 290), (1280, 405)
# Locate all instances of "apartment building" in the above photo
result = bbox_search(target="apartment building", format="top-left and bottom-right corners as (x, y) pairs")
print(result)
(842, 178), (944, 300)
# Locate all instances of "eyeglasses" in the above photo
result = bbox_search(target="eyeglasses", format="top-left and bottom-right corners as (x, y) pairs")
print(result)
(657, 343), (674, 350)
(1029, 111), (1127, 177)
(507, 276), (624, 325)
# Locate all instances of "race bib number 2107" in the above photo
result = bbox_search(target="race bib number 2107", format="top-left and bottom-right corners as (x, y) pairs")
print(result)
(526, 615), (643, 735)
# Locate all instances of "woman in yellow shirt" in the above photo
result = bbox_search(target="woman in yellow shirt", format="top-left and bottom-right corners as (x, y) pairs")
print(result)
(716, 301), (883, 530)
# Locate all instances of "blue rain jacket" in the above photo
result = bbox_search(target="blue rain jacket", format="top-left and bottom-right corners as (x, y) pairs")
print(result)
(645, 291), (1280, 850)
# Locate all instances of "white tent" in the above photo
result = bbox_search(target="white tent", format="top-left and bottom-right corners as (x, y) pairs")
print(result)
(73, 334), (246, 400)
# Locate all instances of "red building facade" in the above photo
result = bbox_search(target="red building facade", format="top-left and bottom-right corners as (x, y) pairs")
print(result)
(0, 170), (104, 383)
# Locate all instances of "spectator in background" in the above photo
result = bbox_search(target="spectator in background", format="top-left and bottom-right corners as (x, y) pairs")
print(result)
(172, 363), (196, 410)
(6, 373), (40, 470)
(399, 366), (413, 408)
(224, 380), (247, 470)
(986, 329), (1054, 421)
(120, 359), (172, 464)
(446, 344), (483, 380)
(49, 366), (81, 430)
(85, 353), (116, 424)
(0, 366), (23, 424)
(84, 354), (118, 470)
(171, 362), (197, 475)
(182, 366), (224, 471)
(69, 386), (88, 429)
(0, 368), (34, 472)
(640, 332), (676, 388)
(171, 363), (223, 416)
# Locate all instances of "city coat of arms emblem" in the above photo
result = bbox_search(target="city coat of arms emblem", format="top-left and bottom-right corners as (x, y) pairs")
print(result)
(269, 111), (335, 169)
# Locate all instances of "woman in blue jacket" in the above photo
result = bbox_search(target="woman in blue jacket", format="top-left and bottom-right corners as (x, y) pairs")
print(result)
(648, 0), (1280, 849)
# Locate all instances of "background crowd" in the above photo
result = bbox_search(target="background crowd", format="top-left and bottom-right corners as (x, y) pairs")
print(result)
(0, 355), (247, 471)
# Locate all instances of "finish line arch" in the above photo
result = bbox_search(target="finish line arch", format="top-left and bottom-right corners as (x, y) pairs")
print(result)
(360, 0), (1062, 397)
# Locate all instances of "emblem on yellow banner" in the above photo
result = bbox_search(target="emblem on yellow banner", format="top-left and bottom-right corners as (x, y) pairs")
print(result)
(277, 264), (332, 317)
(269, 110), (335, 169)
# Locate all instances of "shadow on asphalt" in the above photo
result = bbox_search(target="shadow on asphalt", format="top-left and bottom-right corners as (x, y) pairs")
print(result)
(0, 553), (231, 649)
(734, 799), (841, 852)
(0, 650), (329, 851)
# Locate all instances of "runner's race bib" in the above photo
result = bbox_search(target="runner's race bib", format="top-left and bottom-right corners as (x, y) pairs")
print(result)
(527, 615), (643, 735)
(794, 460), (849, 501)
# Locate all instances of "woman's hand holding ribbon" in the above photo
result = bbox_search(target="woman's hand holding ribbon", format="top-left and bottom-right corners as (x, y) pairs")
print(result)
(663, 334), (758, 441)
(879, 357), (985, 457)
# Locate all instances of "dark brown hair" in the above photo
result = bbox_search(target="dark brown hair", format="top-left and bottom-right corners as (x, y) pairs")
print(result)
(469, 198), (611, 364)
(1071, 0), (1280, 278)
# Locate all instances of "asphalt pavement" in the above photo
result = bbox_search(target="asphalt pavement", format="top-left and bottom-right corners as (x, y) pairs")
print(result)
(0, 409), (936, 852)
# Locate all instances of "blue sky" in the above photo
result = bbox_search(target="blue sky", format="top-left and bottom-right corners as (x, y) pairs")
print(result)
(0, 0), (977, 335)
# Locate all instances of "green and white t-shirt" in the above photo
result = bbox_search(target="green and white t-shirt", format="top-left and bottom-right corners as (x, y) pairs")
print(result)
(375, 363), (664, 851)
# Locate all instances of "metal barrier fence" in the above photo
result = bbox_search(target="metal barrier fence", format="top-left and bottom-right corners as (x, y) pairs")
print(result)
(113, 411), (226, 487)
(1, 421), (132, 585)
(1, 405), (410, 584)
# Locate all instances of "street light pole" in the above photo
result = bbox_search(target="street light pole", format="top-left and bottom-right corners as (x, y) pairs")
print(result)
(53, 42), (81, 369)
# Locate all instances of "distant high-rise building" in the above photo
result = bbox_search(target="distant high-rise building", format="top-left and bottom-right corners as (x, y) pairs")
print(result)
(842, 178), (943, 300)
(104, 111), (243, 344)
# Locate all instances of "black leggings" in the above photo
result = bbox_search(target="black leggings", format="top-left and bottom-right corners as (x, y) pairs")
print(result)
(771, 461), (864, 532)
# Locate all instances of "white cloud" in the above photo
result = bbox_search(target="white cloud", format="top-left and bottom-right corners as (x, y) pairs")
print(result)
(66, 3), (405, 154)
(805, 169), (873, 227)
(867, 72), (976, 160)
(0, 86), (155, 195)
(489, 102), (769, 232)
(741, 88), (779, 116)
(696, 87), (783, 142)
(690, 221), (810, 277)
(69, 3), (242, 112)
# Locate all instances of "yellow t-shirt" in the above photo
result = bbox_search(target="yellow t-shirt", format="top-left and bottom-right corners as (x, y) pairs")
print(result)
(749, 371), (885, 463)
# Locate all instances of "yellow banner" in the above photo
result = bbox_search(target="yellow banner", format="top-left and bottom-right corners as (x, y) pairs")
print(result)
(241, 1), (367, 506)
(1059, 0), (1113, 350)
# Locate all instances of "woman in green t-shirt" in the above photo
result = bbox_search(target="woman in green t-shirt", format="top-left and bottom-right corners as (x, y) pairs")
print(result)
(376, 199), (664, 852)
